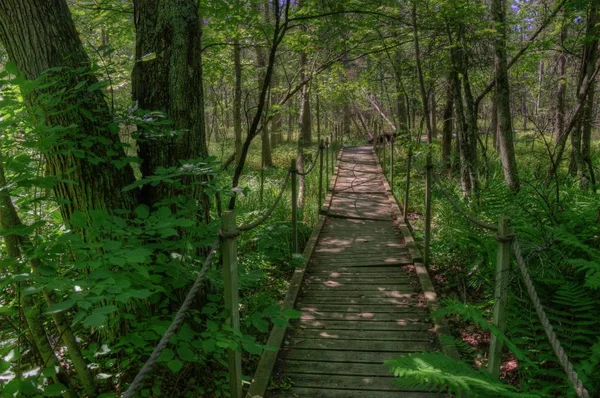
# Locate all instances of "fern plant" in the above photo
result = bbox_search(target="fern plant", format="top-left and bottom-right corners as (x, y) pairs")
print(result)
(385, 352), (540, 397)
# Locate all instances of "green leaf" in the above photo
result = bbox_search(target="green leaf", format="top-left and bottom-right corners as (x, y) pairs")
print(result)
(44, 383), (67, 397)
(282, 309), (302, 319)
(158, 349), (174, 363)
(5, 62), (19, 75)
(92, 305), (118, 316)
(135, 205), (150, 220)
(168, 359), (183, 373)
(83, 313), (106, 328)
(177, 345), (195, 361)
(46, 299), (75, 314)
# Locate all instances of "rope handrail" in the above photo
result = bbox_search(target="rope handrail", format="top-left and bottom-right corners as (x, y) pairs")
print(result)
(512, 239), (589, 398)
(122, 240), (220, 398)
(235, 170), (291, 234)
(296, 146), (321, 176)
(430, 173), (498, 232)
(385, 146), (589, 396)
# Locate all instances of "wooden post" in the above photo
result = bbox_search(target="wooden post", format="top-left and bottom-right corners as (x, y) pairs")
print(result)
(319, 139), (324, 206)
(221, 211), (242, 398)
(383, 140), (387, 174)
(404, 148), (412, 221)
(291, 159), (298, 253)
(424, 152), (432, 269)
(325, 138), (330, 190)
(488, 216), (513, 379)
(330, 136), (334, 175)
(389, 139), (394, 190)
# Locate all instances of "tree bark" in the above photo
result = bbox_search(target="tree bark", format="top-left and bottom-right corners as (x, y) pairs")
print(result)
(233, 37), (243, 162)
(0, 0), (138, 223)
(441, 78), (454, 170)
(412, 1), (433, 144)
(132, 0), (208, 207)
(492, 0), (520, 190)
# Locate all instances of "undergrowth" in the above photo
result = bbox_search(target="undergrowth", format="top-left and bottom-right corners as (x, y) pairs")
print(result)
(383, 137), (600, 397)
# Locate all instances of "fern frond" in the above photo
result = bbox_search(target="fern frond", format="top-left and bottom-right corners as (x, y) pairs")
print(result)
(385, 352), (540, 397)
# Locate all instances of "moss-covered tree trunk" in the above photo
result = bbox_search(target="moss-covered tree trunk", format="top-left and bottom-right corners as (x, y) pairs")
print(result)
(0, 0), (138, 222)
(132, 0), (208, 206)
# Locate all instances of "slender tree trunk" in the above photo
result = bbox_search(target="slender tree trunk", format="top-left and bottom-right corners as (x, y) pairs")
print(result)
(233, 37), (243, 162)
(299, 50), (312, 147)
(0, 159), (77, 398)
(412, 1), (433, 144)
(0, 0), (138, 223)
(571, 1), (598, 190)
(132, 0), (209, 207)
(430, 89), (437, 140)
(492, 0), (520, 190)
(442, 78), (454, 170)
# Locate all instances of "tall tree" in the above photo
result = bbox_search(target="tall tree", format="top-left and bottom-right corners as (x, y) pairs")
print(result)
(132, 0), (208, 206)
(492, 0), (520, 190)
(0, 0), (138, 222)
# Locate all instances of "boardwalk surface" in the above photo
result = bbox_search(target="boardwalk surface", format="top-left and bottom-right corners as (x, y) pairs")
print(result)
(260, 147), (442, 397)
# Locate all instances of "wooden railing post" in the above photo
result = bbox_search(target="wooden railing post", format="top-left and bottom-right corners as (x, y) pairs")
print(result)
(290, 159), (298, 253)
(488, 216), (513, 378)
(389, 139), (394, 190)
(325, 138), (330, 190)
(383, 139), (387, 174)
(319, 139), (324, 206)
(330, 135), (334, 175)
(424, 152), (432, 269)
(220, 211), (242, 398)
(404, 147), (412, 221)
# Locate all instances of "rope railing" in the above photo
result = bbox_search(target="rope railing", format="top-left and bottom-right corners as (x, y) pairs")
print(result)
(296, 146), (321, 177)
(220, 171), (291, 238)
(512, 239), (590, 398)
(122, 138), (338, 398)
(375, 141), (590, 397)
(122, 240), (220, 398)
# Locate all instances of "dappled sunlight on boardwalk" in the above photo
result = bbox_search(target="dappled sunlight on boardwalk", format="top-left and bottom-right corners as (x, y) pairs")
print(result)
(265, 147), (442, 397)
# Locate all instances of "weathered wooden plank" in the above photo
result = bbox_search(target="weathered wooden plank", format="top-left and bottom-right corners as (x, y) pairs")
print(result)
(279, 360), (391, 376)
(283, 373), (402, 391)
(299, 312), (429, 323)
(300, 289), (419, 298)
(284, 338), (433, 352)
(297, 303), (426, 313)
(297, 297), (422, 306)
(297, 319), (432, 331)
(302, 283), (416, 292)
(306, 267), (414, 275)
(280, 349), (415, 363)
(274, 388), (442, 398)
(289, 328), (435, 342)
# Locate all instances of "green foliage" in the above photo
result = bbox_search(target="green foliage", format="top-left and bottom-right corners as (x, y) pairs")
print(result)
(386, 352), (539, 397)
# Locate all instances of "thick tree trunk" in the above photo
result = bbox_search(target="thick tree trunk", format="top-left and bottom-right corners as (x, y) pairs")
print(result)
(0, 0), (138, 223)
(492, 0), (520, 190)
(132, 0), (208, 206)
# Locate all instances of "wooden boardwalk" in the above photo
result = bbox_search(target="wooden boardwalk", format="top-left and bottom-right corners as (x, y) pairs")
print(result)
(248, 146), (447, 398)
